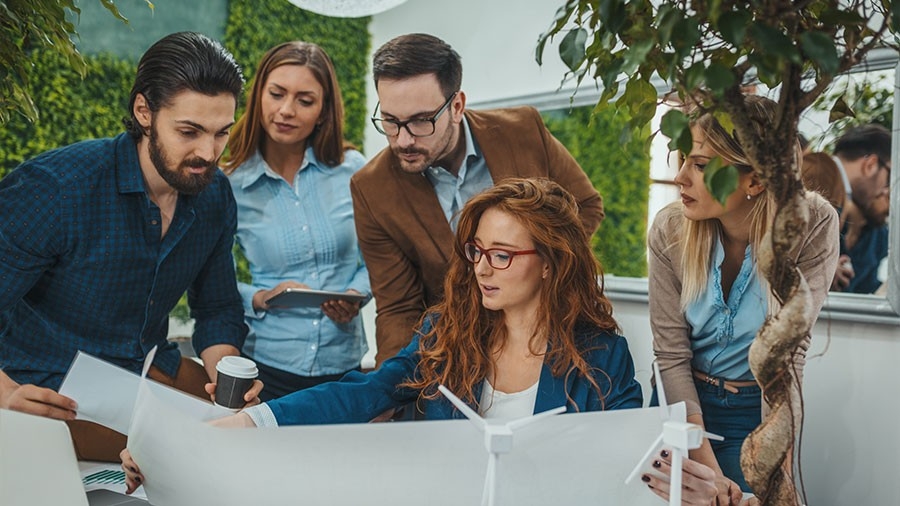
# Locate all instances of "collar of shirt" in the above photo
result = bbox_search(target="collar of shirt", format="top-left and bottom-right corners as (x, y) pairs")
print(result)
(685, 235), (766, 380)
(239, 147), (314, 191)
(115, 134), (151, 194)
(832, 155), (853, 198)
(424, 117), (492, 227)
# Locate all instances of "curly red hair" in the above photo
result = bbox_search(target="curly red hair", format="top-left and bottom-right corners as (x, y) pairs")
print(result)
(402, 178), (618, 411)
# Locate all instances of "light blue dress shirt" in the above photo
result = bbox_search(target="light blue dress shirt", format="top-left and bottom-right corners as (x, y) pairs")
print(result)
(228, 148), (371, 376)
(685, 237), (767, 381)
(423, 117), (493, 231)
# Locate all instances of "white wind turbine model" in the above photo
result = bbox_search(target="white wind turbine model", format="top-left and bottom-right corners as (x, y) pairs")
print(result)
(625, 363), (723, 506)
(437, 385), (566, 506)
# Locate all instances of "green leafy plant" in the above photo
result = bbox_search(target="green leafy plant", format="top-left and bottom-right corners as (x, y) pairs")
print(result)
(0, 0), (151, 125)
(542, 105), (649, 277)
(538, 1), (897, 503)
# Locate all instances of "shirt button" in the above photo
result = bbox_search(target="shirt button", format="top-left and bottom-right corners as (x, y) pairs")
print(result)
(310, 344), (317, 350)
(302, 225), (308, 231)
(295, 202), (300, 206)
(313, 321), (319, 326)
(311, 273), (318, 278)
(151, 220), (158, 225)
(723, 308), (731, 315)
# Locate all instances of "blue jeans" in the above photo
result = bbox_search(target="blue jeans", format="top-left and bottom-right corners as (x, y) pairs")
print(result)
(650, 379), (761, 492)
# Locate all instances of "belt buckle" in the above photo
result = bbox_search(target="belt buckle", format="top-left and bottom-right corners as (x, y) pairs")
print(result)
(704, 374), (719, 387)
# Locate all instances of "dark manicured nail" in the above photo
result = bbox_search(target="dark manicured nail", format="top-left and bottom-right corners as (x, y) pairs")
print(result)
(660, 449), (670, 458)
(641, 475), (651, 483)
(652, 460), (662, 468)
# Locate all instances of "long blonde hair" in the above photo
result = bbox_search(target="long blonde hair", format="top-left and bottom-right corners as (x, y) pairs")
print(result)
(679, 95), (788, 308)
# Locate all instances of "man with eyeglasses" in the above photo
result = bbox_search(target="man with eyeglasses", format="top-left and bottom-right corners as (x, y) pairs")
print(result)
(351, 33), (603, 366)
(830, 123), (891, 293)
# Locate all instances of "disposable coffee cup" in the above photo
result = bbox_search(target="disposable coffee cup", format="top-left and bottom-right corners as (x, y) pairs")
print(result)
(214, 356), (258, 410)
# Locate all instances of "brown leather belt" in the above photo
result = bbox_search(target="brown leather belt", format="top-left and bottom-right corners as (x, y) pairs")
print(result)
(692, 369), (758, 394)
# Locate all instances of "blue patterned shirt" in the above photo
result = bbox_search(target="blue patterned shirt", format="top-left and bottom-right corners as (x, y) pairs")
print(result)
(685, 237), (767, 380)
(229, 148), (371, 376)
(0, 133), (247, 389)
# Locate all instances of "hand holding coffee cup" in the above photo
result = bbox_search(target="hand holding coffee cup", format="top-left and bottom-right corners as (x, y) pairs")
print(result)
(214, 356), (259, 409)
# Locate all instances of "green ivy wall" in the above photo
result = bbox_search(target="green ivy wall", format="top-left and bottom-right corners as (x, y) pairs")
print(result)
(0, 0), (369, 178)
(543, 106), (650, 278)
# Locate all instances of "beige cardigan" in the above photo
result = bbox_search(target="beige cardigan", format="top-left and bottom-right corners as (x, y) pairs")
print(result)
(647, 191), (840, 417)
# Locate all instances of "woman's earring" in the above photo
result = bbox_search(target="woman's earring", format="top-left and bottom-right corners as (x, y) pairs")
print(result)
(746, 193), (752, 201)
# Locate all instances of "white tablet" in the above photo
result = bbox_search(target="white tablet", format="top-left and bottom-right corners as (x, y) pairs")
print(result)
(265, 288), (366, 308)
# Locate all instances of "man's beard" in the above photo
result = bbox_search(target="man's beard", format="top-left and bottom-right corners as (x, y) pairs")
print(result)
(148, 123), (217, 195)
(391, 123), (455, 174)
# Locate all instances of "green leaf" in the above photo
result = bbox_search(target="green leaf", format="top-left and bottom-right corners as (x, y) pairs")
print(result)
(672, 16), (701, 58)
(703, 158), (740, 206)
(660, 109), (693, 154)
(705, 62), (735, 96)
(892, 0), (900, 33)
(619, 77), (657, 128)
(559, 28), (588, 71)
(655, 4), (679, 46)
(829, 96), (856, 122)
(537, 2), (574, 66)
(683, 64), (705, 90)
(712, 111), (734, 137)
(718, 11), (750, 45)
(621, 39), (654, 76)
(800, 31), (839, 75)
(750, 23), (801, 64)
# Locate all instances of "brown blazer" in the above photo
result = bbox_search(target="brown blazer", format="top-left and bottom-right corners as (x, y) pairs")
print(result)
(350, 106), (604, 365)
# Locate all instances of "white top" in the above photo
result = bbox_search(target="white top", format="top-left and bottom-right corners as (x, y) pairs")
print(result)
(479, 379), (540, 420)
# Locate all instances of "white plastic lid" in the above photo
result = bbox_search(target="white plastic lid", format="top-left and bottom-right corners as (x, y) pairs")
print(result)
(215, 356), (258, 379)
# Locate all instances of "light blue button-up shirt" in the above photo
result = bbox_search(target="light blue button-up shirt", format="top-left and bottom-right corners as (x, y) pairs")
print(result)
(686, 237), (767, 381)
(424, 117), (493, 231)
(228, 148), (371, 376)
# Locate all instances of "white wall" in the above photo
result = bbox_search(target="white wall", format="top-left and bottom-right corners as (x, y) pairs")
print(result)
(612, 298), (900, 505)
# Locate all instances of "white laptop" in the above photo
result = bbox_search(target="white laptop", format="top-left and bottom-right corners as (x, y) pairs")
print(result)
(0, 408), (149, 505)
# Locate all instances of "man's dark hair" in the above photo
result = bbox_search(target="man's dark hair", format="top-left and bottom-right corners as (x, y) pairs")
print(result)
(124, 31), (244, 139)
(833, 123), (891, 163)
(372, 33), (462, 97)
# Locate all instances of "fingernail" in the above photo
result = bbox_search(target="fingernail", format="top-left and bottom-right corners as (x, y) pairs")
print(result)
(641, 475), (651, 483)
(660, 449), (670, 458)
(652, 460), (662, 468)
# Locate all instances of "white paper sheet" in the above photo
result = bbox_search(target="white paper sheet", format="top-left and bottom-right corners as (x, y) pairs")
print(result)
(0, 409), (89, 506)
(59, 351), (233, 434)
(128, 380), (677, 506)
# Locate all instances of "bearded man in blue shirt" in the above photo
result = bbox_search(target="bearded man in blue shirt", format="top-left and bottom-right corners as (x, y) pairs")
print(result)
(0, 32), (259, 462)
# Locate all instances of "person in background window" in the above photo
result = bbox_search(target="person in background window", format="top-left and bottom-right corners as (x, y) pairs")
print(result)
(829, 124), (891, 294)
(800, 151), (864, 291)
(124, 178), (721, 505)
(649, 95), (839, 503)
(220, 42), (371, 401)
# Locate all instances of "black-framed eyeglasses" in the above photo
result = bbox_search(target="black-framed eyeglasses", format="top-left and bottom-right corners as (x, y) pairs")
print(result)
(371, 91), (458, 138)
(464, 242), (538, 270)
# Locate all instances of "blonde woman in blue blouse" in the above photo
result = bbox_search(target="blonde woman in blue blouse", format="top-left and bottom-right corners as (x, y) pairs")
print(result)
(220, 42), (370, 401)
(649, 95), (839, 504)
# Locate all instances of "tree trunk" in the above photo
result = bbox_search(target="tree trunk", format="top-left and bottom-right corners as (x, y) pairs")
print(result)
(741, 186), (810, 505)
